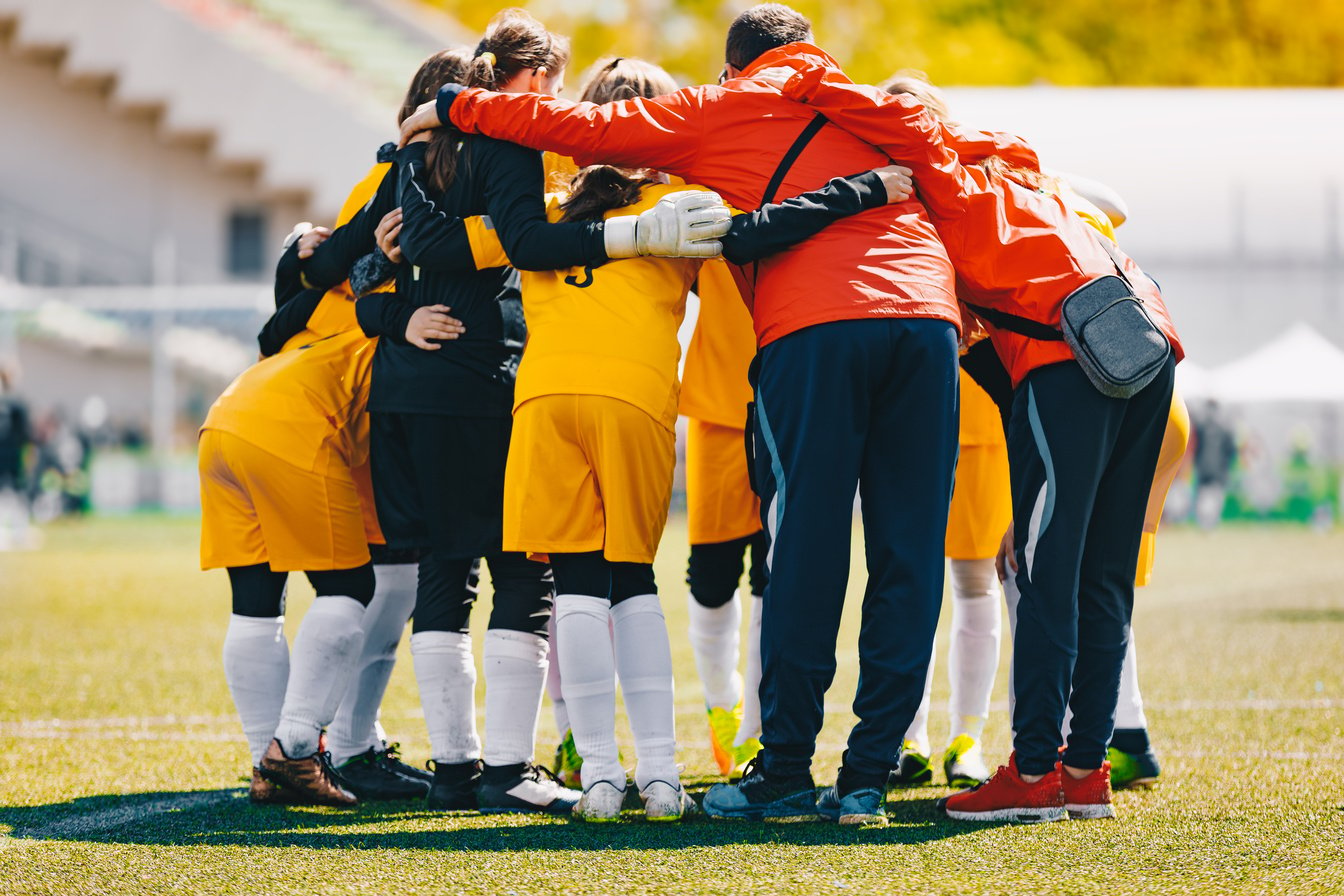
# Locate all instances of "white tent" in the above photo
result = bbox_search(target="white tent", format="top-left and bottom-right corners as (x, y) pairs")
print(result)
(1175, 360), (1219, 401)
(1208, 323), (1344, 404)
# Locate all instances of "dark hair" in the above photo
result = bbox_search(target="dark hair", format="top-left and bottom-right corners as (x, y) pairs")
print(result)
(724, 4), (811, 72)
(559, 58), (678, 224)
(427, 9), (569, 193)
(399, 48), (472, 126)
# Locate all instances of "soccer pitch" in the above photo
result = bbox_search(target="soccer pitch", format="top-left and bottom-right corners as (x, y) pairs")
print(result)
(2, 516), (1341, 895)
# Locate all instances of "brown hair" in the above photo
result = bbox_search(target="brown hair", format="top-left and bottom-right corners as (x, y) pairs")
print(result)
(559, 58), (678, 224)
(399, 48), (472, 126)
(426, 9), (569, 193)
(724, 4), (811, 72)
(882, 69), (1052, 191)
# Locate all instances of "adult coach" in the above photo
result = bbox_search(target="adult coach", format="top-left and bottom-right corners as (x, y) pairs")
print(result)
(401, 4), (994, 822)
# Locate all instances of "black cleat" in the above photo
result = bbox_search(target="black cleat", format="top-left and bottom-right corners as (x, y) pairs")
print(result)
(379, 743), (433, 784)
(334, 747), (431, 800)
(477, 762), (579, 815)
(426, 759), (482, 811)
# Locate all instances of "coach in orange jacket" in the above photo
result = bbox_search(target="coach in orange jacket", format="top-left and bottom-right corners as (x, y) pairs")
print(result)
(398, 4), (1023, 820)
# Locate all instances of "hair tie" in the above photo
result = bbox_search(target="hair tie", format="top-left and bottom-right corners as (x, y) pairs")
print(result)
(480, 51), (497, 67)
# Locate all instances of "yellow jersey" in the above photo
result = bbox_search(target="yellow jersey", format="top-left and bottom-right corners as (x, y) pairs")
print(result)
(468, 183), (707, 431)
(680, 259), (757, 430)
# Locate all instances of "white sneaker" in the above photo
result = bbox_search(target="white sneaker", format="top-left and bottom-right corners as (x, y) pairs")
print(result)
(640, 780), (697, 822)
(573, 780), (626, 822)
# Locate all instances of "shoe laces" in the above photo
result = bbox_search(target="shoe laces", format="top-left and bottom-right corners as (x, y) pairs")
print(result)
(315, 750), (344, 785)
(524, 762), (565, 786)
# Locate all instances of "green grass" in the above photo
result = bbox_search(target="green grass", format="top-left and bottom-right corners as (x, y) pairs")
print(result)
(2, 517), (1342, 895)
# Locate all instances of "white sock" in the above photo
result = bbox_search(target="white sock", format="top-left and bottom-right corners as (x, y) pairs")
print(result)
(483, 629), (549, 767)
(687, 591), (742, 711)
(327, 562), (417, 765)
(555, 594), (622, 789)
(612, 594), (678, 790)
(947, 558), (1002, 742)
(223, 614), (289, 766)
(410, 630), (480, 763)
(904, 647), (935, 756)
(273, 596), (367, 758)
(735, 593), (764, 746)
(1115, 628), (1148, 730)
(545, 612), (570, 737)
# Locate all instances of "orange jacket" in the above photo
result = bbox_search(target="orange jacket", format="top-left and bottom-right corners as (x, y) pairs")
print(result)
(773, 50), (1184, 386)
(440, 45), (976, 348)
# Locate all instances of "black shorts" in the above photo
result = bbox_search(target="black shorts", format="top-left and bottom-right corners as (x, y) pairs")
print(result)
(370, 411), (512, 558)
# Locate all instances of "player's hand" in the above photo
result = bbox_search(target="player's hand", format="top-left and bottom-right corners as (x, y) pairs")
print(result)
(297, 226), (332, 259)
(376, 208), (404, 263)
(873, 164), (914, 203)
(604, 190), (732, 259)
(405, 304), (465, 350)
(399, 99), (441, 147)
(995, 522), (1017, 582)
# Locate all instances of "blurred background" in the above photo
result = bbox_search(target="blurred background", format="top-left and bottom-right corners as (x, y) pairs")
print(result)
(0, 0), (1342, 542)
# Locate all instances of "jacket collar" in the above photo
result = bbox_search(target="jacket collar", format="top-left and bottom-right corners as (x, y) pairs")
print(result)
(740, 41), (841, 79)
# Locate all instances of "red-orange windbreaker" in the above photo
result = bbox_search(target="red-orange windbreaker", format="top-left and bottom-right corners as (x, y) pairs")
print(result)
(772, 49), (1184, 386)
(442, 44), (1011, 348)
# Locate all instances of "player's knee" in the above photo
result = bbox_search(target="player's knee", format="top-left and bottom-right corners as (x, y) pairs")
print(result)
(609, 562), (656, 605)
(550, 550), (611, 599)
(306, 564), (376, 605)
(411, 552), (477, 634)
(227, 563), (287, 617)
(687, 536), (751, 607)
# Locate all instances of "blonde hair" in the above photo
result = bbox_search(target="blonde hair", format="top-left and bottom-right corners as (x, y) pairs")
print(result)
(879, 69), (953, 124)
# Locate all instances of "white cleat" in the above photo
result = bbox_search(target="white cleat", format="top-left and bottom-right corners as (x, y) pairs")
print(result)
(640, 780), (698, 822)
(573, 780), (626, 822)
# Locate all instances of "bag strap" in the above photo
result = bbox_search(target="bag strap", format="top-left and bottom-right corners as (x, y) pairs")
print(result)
(962, 301), (1064, 342)
(752, 114), (828, 284)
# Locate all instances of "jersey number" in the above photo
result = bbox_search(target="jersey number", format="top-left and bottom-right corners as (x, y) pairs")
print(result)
(564, 266), (595, 289)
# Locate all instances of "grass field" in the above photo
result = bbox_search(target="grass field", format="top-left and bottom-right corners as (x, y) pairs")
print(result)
(2, 516), (1342, 895)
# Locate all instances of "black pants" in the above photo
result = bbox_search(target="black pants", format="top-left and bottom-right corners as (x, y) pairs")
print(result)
(686, 531), (769, 609)
(752, 318), (959, 785)
(1008, 359), (1175, 775)
(412, 551), (553, 637)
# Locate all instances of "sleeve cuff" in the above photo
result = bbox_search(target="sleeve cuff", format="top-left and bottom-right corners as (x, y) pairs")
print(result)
(436, 83), (467, 125)
(854, 170), (888, 210)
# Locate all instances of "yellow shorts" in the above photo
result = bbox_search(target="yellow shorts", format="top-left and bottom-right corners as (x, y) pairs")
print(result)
(686, 418), (762, 545)
(503, 394), (675, 564)
(945, 443), (1013, 560)
(351, 458), (385, 546)
(1135, 392), (1192, 586)
(199, 428), (371, 572)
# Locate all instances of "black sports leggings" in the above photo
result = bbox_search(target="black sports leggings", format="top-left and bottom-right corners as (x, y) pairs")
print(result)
(412, 550), (553, 637)
(227, 563), (376, 617)
(686, 531), (770, 608)
(550, 550), (656, 605)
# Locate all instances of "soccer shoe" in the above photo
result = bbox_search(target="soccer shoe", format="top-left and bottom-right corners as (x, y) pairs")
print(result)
(701, 757), (818, 822)
(248, 767), (298, 805)
(381, 742), (433, 784)
(259, 739), (358, 808)
(816, 784), (888, 828)
(553, 729), (583, 790)
(425, 759), (482, 812)
(573, 780), (627, 822)
(1107, 746), (1161, 790)
(943, 734), (991, 787)
(888, 740), (933, 787)
(335, 747), (431, 800)
(478, 763), (580, 815)
(640, 780), (698, 822)
(937, 753), (1066, 824)
(707, 705), (761, 778)
(1062, 762), (1115, 820)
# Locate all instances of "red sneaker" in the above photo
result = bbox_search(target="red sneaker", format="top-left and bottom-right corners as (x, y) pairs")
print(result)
(937, 753), (1066, 824)
(1062, 761), (1115, 819)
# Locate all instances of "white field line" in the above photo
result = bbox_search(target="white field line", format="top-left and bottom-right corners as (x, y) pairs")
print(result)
(3, 790), (242, 842)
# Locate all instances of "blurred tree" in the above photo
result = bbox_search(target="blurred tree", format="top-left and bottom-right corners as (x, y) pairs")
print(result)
(417, 0), (1344, 87)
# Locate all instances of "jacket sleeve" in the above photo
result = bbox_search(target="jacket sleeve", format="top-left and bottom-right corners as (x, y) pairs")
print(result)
(720, 170), (889, 266)
(354, 291), (416, 345)
(257, 287), (323, 356)
(302, 165), (399, 289)
(779, 65), (973, 220)
(395, 143), (481, 272)
(476, 140), (609, 272)
(439, 83), (705, 175)
(944, 123), (1040, 171)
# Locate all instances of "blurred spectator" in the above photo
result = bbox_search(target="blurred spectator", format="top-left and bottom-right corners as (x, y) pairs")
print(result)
(1192, 401), (1238, 529)
(0, 362), (37, 548)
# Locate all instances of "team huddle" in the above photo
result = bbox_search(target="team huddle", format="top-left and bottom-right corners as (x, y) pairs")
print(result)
(198, 3), (1186, 826)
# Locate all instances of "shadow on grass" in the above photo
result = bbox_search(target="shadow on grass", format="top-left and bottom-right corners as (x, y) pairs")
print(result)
(1249, 607), (1344, 624)
(0, 786), (1001, 851)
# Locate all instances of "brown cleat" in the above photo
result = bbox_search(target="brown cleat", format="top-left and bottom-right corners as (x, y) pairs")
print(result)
(249, 767), (299, 805)
(259, 738), (359, 807)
